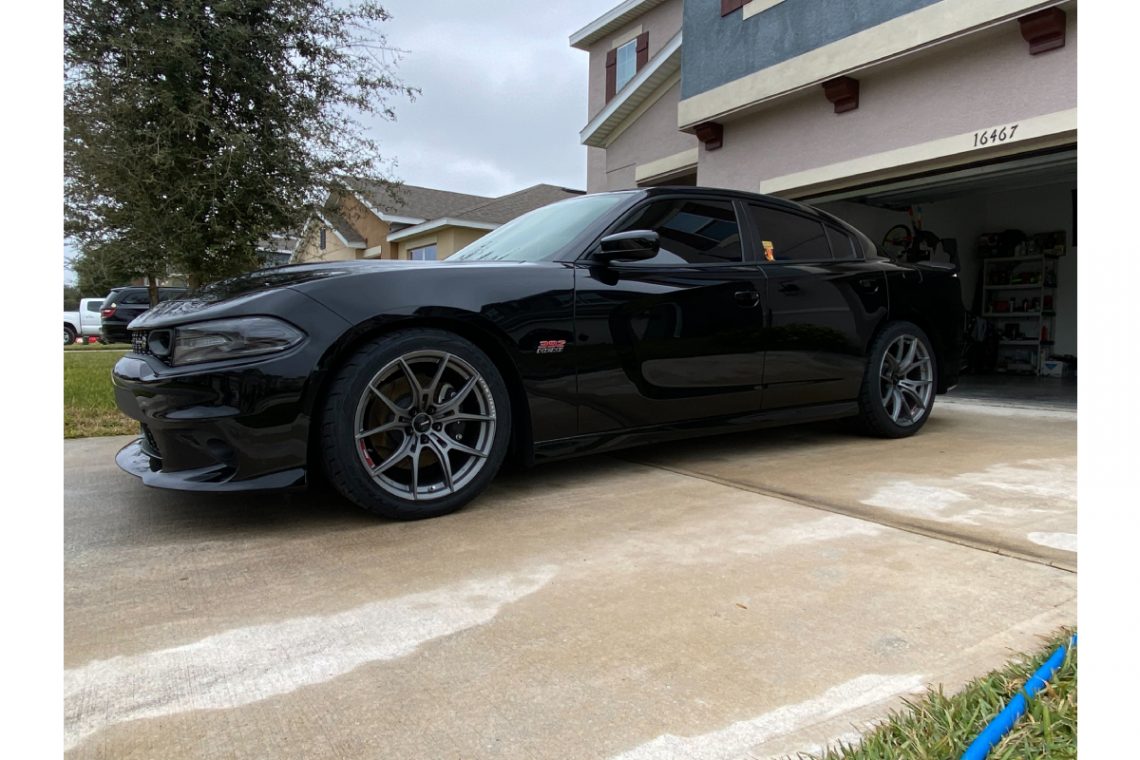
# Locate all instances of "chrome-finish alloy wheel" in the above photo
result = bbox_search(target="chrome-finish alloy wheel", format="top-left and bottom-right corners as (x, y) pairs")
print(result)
(353, 350), (497, 502)
(878, 334), (933, 427)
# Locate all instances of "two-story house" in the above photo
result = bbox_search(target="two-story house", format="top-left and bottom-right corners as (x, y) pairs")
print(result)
(572, 0), (1077, 373)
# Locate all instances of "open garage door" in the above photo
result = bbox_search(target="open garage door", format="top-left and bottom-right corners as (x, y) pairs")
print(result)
(800, 148), (1077, 407)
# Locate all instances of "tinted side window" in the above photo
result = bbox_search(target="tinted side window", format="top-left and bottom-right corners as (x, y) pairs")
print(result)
(84, 300), (103, 312)
(119, 290), (151, 305)
(619, 199), (742, 264)
(826, 226), (858, 260)
(748, 204), (831, 263)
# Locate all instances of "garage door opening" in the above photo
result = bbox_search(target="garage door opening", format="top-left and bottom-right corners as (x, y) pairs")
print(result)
(802, 148), (1077, 407)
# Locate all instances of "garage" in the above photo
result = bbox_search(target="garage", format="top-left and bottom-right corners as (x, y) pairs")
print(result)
(801, 147), (1077, 406)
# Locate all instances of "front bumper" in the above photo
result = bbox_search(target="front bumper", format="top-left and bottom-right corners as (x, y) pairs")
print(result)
(112, 349), (318, 492)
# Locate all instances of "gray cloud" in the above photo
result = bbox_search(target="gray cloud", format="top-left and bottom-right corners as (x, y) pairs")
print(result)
(364, 0), (616, 196)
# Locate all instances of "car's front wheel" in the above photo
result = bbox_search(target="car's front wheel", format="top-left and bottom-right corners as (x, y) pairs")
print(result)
(856, 321), (936, 438)
(318, 328), (512, 519)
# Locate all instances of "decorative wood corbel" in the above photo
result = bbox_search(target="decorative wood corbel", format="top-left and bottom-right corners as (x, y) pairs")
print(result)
(1019, 8), (1066, 55)
(822, 76), (860, 114)
(694, 121), (724, 151)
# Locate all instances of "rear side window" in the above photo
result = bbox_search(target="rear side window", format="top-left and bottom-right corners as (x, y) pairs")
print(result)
(117, 290), (151, 305)
(84, 300), (103, 312)
(617, 199), (743, 264)
(748, 204), (831, 263)
(826, 226), (858, 260)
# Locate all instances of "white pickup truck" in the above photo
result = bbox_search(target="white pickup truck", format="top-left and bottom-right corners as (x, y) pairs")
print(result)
(64, 297), (105, 345)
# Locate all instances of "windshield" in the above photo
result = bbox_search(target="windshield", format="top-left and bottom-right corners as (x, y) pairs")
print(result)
(448, 193), (632, 263)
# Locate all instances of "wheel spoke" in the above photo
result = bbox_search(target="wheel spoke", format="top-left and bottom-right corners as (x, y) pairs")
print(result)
(891, 388), (906, 422)
(425, 353), (452, 405)
(398, 358), (426, 407)
(902, 355), (931, 376)
(432, 430), (488, 459)
(438, 411), (495, 424)
(900, 338), (917, 371)
(409, 442), (421, 501)
(370, 434), (414, 475)
(369, 384), (409, 417)
(428, 439), (454, 491)
(356, 420), (405, 439)
(437, 374), (478, 413)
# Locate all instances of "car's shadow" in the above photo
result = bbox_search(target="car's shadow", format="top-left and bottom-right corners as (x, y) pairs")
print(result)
(97, 414), (960, 545)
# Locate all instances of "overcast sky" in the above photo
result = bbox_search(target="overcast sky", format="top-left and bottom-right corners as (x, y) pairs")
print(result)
(364, 0), (615, 197)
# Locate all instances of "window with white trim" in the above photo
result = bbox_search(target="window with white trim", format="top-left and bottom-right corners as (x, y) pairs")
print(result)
(615, 39), (637, 91)
(409, 244), (438, 261)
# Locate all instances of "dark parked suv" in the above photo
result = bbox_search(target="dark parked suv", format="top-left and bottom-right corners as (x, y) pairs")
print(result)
(101, 287), (188, 343)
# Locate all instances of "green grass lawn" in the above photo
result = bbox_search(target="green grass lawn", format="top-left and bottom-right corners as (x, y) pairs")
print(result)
(807, 628), (1076, 760)
(64, 349), (136, 438)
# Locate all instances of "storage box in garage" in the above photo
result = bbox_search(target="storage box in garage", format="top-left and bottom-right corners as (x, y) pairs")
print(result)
(1042, 359), (1064, 377)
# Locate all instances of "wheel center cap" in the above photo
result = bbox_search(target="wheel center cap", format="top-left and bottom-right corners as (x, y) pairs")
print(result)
(411, 413), (432, 434)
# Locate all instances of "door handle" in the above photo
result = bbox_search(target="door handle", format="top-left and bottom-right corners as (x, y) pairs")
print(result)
(734, 289), (761, 308)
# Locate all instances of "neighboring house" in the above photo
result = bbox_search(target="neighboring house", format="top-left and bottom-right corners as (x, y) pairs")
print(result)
(257, 234), (301, 268)
(292, 181), (582, 263)
(571, 0), (1078, 363)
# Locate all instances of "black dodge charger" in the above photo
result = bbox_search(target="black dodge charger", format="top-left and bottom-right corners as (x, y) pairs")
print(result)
(113, 187), (962, 519)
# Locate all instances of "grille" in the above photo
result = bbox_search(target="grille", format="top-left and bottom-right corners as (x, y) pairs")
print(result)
(131, 331), (149, 355)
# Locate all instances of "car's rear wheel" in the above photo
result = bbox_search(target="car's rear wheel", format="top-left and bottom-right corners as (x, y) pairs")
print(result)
(318, 328), (511, 519)
(856, 321), (936, 438)
(64, 325), (77, 346)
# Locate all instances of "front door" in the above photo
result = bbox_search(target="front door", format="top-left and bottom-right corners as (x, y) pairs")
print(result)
(574, 197), (768, 433)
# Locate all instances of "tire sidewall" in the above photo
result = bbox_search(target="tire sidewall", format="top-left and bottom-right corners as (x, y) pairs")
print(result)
(860, 321), (937, 437)
(322, 329), (512, 519)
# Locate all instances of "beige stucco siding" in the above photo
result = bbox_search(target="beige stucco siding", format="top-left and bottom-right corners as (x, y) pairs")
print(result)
(294, 226), (358, 263)
(393, 227), (491, 260)
(603, 79), (695, 190)
(697, 15), (1077, 193)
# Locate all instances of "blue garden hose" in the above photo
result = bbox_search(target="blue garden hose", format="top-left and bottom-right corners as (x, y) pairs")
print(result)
(960, 633), (1077, 760)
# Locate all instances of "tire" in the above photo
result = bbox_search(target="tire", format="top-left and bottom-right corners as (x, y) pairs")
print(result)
(318, 328), (512, 520)
(855, 321), (937, 438)
(64, 325), (77, 346)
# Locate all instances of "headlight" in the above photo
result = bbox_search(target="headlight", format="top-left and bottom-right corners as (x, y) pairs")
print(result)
(170, 317), (305, 366)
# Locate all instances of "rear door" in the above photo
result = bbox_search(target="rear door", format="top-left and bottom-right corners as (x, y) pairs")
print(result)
(574, 195), (769, 433)
(745, 202), (888, 408)
(81, 299), (103, 332)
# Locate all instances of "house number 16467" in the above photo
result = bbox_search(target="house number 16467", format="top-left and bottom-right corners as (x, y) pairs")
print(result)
(973, 124), (1019, 147)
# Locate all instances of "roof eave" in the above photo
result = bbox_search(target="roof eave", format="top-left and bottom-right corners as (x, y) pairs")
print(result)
(386, 217), (500, 243)
(570, 0), (668, 50)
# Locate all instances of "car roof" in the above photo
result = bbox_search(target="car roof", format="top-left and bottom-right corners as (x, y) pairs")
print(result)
(629, 185), (822, 217)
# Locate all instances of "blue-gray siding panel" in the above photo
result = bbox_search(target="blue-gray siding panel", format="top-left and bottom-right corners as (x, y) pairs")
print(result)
(682, 0), (944, 99)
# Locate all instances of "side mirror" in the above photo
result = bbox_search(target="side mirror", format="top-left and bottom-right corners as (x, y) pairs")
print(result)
(593, 230), (660, 263)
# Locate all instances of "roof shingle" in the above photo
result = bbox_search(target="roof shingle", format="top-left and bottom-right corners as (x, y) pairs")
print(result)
(349, 178), (492, 222)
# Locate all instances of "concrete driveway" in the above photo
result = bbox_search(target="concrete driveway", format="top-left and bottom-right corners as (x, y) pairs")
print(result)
(65, 399), (1076, 759)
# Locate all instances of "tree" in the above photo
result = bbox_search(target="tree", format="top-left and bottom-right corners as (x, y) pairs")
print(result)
(65, 0), (415, 300)
(64, 285), (82, 311)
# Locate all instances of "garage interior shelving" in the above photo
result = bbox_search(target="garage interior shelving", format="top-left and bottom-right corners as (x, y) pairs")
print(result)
(982, 253), (1062, 375)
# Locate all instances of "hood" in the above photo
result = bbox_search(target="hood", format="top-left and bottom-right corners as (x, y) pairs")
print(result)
(135, 261), (436, 321)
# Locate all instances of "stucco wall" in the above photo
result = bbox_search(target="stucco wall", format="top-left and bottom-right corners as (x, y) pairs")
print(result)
(604, 80), (696, 190)
(393, 227), (491, 260)
(585, 0), (683, 120)
(294, 226), (358, 263)
(697, 15), (1077, 192)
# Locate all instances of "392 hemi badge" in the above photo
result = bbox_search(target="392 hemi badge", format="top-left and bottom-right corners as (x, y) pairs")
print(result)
(536, 339), (567, 354)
